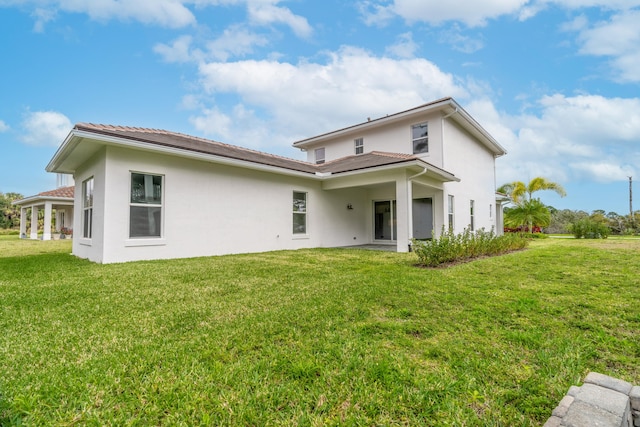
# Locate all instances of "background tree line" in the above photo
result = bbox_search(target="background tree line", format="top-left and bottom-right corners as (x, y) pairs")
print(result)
(0, 192), (23, 229)
(499, 177), (638, 237)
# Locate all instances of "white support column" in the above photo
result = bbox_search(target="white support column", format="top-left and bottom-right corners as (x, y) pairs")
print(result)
(407, 180), (414, 242)
(30, 206), (38, 239)
(20, 207), (27, 238)
(496, 202), (504, 236)
(43, 202), (52, 241)
(395, 175), (410, 253)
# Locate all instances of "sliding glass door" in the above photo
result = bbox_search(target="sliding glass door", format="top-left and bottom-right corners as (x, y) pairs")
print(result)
(374, 200), (397, 241)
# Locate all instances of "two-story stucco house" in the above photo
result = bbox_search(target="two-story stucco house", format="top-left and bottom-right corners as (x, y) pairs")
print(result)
(45, 97), (506, 263)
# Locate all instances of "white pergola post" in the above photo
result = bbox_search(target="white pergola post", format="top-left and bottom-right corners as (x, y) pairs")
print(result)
(20, 207), (27, 238)
(395, 175), (410, 253)
(43, 202), (53, 241)
(30, 205), (39, 239)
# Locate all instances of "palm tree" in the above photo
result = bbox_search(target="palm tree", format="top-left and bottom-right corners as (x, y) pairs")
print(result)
(498, 177), (566, 232)
(504, 199), (551, 232)
(498, 177), (566, 205)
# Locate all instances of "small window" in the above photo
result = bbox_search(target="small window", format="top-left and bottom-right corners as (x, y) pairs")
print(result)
(412, 122), (428, 154)
(448, 195), (454, 230)
(354, 138), (364, 155)
(470, 200), (475, 231)
(82, 177), (94, 239)
(490, 204), (493, 218)
(130, 173), (163, 238)
(314, 148), (325, 164)
(293, 191), (307, 234)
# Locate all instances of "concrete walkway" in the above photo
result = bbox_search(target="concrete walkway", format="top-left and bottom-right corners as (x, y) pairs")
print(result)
(545, 372), (640, 427)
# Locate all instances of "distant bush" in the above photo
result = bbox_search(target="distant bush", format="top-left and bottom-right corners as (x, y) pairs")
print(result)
(412, 228), (529, 267)
(569, 218), (610, 239)
(0, 229), (19, 236)
(523, 232), (548, 239)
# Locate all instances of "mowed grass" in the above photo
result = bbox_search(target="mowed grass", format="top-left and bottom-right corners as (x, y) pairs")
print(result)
(0, 236), (639, 426)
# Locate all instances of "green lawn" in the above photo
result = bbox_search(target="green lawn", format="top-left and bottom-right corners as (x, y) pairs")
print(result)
(0, 236), (639, 426)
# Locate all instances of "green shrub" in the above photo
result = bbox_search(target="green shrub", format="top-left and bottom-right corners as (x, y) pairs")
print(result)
(569, 218), (610, 239)
(412, 228), (529, 267)
(519, 232), (549, 239)
(0, 229), (19, 236)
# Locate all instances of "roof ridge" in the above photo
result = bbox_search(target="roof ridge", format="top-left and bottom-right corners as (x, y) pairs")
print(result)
(75, 123), (313, 167)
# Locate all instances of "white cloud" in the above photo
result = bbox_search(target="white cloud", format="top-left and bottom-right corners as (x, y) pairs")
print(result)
(569, 9), (640, 82)
(385, 32), (419, 58)
(0, 120), (9, 132)
(247, 2), (312, 38)
(191, 46), (468, 150)
(438, 25), (484, 53)
(357, 1), (397, 26)
(205, 25), (270, 61)
(155, 27), (271, 63)
(31, 7), (56, 32)
(569, 161), (635, 182)
(20, 111), (72, 147)
(360, 0), (530, 27)
(493, 94), (640, 185)
(359, 0), (640, 27)
(4, 0), (195, 30)
(154, 35), (197, 63)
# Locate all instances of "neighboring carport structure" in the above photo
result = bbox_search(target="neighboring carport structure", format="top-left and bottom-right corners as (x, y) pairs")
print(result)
(13, 186), (74, 240)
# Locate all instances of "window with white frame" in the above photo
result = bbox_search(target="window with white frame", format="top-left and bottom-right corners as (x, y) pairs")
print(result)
(82, 177), (94, 239)
(412, 122), (428, 154)
(470, 200), (475, 231)
(314, 147), (325, 164)
(354, 137), (364, 155)
(293, 191), (307, 234)
(130, 173), (163, 238)
(448, 195), (454, 230)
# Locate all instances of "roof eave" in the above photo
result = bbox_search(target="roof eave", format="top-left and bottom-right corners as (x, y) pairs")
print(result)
(47, 129), (319, 179)
(46, 129), (82, 173)
(13, 195), (75, 206)
(292, 97), (455, 148)
(324, 159), (460, 182)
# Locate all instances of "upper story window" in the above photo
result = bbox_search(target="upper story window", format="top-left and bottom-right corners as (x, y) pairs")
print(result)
(314, 147), (325, 164)
(82, 177), (94, 239)
(354, 138), (364, 155)
(412, 122), (428, 154)
(130, 172), (163, 238)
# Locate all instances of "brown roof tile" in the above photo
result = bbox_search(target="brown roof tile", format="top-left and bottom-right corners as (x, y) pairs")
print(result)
(72, 124), (456, 179)
(38, 186), (74, 199)
(319, 151), (419, 174)
(75, 123), (318, 174)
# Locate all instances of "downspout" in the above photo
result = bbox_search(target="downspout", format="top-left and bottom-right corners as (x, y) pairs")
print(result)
(408, 167), (428, 181)
(439, 108), (458, 239)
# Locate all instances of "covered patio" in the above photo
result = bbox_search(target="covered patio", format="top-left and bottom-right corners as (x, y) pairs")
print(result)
(13, 186), (75, 240)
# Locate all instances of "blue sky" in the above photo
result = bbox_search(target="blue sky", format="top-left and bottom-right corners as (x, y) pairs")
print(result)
(1, 0), (639, 214)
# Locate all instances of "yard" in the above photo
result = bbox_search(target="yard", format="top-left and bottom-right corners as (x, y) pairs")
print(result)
(0, 236), (639, 426)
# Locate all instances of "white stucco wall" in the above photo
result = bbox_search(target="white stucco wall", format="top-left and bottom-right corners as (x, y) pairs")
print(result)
(302, 112), (444, 168)
(441, 119), (499, 234)
(72, 149), (107, 263)
(80, 147), (371, 263)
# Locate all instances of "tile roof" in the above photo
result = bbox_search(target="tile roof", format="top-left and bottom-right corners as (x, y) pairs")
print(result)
(72, 124), (455, 179)
(319, 151), (417, 174)
(75, 123), (319, 174)
(38, 186), (74, 198)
